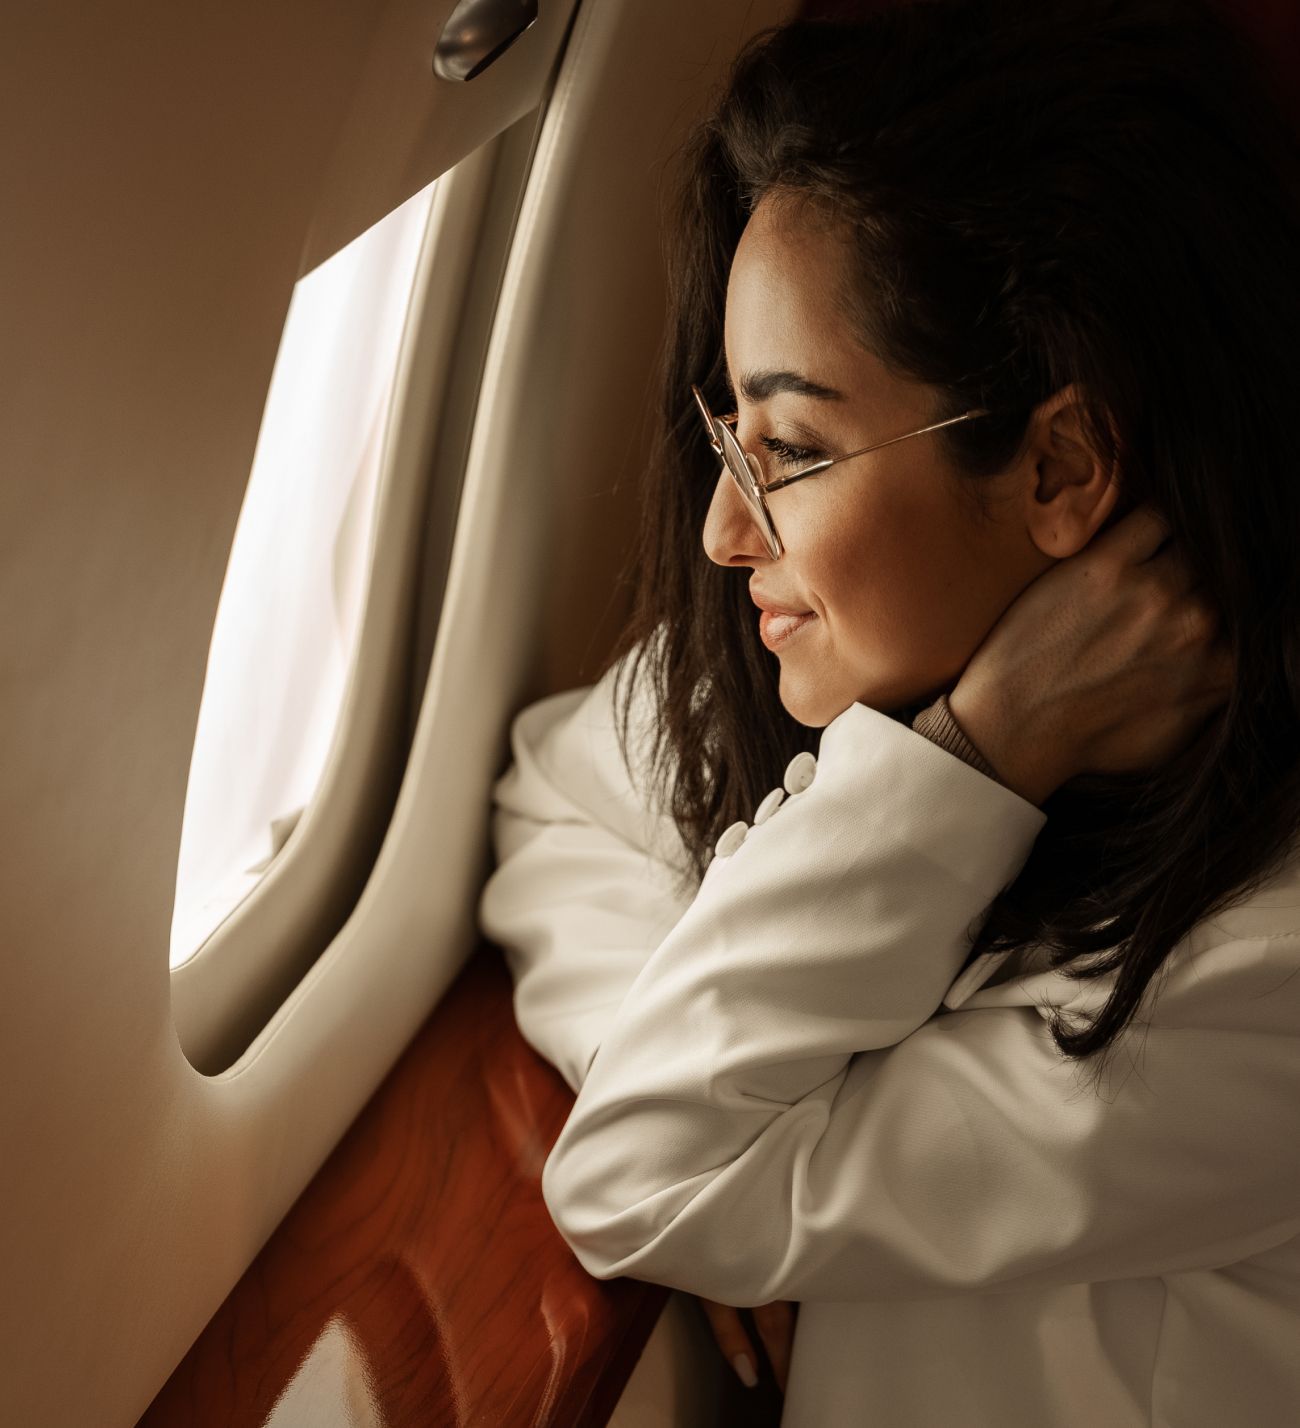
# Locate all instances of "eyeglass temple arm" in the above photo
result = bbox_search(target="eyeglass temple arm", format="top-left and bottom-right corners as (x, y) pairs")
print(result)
(761, 408), (993, 492)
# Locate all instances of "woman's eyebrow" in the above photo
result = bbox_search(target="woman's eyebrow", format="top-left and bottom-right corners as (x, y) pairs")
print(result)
(724, 365), (846, 403)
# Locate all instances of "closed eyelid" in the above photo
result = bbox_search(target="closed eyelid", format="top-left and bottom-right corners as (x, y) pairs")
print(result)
(717, 383), (836, 451)
(731, 412), (832, 452)
(720, 385), (832, 449)
(777, 420), (830, 450)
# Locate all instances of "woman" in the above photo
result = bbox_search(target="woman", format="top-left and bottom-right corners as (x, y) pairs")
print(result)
(478, 0), (1300, 1421)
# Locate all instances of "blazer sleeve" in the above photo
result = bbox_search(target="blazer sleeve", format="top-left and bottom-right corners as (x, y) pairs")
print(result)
(477, 643), (698, 1094)
(540, 698), (1300, 1305)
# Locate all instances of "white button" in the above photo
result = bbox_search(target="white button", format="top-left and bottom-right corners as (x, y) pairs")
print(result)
(753, 787), (785, 825)
(714, 820), (749, 858)
(783, 751), (817, 795)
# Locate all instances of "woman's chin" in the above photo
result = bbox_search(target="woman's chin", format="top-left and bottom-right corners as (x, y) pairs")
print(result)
(779, 663), (934, 729)
(777, 672), (845, 730)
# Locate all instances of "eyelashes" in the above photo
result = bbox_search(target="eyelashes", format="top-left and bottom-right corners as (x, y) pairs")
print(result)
(720, 378), (824, 470)
(759, 434), (821, 467)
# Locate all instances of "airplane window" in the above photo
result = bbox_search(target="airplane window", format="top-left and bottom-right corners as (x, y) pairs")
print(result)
(168, 179), (438, 970)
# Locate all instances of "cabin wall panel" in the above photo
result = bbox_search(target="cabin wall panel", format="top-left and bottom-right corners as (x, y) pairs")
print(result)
(0, 2), (795, 1425)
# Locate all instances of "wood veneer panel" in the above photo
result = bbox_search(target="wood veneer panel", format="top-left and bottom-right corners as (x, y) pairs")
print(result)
(138, 943), (667, 1426)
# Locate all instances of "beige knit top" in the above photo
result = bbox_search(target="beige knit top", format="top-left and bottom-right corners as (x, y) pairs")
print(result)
(909, 692), (1006, 787)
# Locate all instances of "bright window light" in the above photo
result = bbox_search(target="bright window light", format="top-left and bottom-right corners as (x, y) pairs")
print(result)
(169, 179), (437, 970)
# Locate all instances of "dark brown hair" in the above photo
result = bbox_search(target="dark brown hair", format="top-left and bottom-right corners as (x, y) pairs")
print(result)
(601, 0), (1300, 1088)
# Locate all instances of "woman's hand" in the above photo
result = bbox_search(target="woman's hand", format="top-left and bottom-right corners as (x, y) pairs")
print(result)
(695, 1295), (798, 1394)
(949, 503), (1237, 805)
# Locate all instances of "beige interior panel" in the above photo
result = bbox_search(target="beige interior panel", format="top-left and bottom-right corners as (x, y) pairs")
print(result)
(0, 1), (795, 1424)
(607, 1290), (735, 1426)
(0, 0), (578, 1044)
(171, 113), (543, 1075)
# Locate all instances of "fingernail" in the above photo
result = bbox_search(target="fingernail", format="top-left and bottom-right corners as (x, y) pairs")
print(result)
(732, 1353), (758, 1388)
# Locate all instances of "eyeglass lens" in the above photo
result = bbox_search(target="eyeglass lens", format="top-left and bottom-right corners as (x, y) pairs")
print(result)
(714, 419), (780, 557)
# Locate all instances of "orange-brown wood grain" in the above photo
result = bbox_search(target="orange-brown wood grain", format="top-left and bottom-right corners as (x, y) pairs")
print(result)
(138, 943), (668, 1427)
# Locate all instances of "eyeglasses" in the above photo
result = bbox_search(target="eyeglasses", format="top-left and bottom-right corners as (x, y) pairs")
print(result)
(691, 382), (994, 559)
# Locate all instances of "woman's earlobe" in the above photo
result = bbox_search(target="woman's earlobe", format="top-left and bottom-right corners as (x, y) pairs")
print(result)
(1024, 486), (1100, 561)
(1022, 418), (1120, 560)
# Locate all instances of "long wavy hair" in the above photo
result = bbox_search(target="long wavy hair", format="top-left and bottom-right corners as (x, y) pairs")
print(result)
(600, 0), (1300, 1085)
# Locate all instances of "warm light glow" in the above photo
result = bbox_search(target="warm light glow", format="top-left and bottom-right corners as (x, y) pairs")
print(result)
(169, 179), (437, 969)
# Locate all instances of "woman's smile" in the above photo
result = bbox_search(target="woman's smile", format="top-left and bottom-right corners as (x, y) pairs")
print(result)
(758, 609), (817, 650)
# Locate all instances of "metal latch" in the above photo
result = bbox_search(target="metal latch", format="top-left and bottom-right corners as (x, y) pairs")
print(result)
(433, 0), (540, 82)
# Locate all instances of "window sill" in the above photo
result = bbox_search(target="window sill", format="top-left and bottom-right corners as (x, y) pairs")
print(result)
(139, 941), (668, 1426)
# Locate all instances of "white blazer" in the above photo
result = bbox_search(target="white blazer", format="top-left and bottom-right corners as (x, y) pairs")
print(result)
(478, 645), (1300, 1427)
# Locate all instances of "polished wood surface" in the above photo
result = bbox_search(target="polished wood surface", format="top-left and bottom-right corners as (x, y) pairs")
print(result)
(138, 943), (668, 1427)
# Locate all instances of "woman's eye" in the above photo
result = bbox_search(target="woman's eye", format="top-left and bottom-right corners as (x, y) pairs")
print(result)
(759, 434), (820, 467)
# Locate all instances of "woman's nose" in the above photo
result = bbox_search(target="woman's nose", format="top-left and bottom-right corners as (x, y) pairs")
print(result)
(702, 468), (770, 567)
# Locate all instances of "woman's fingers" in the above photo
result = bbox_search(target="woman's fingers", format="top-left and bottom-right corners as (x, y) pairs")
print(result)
(696, 1296), (800, 1394)
(751, 1300), (798, 1393)
(1098, 499), (1171, 566)
(696, 1296), (760, 1389)
(1144, 537), (1201, 595)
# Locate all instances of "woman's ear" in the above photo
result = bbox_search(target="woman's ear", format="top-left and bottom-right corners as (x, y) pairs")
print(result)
(1020, 383), (1122, 559)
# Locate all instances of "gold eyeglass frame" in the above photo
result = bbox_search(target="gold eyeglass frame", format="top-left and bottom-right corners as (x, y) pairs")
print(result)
(691, 382), (993, 559)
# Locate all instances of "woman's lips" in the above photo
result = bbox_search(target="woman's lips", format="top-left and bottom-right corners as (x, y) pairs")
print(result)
(759, 609), (817, 649)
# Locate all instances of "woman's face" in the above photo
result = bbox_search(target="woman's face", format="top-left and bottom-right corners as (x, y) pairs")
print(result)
(703, 191), (1118, 728)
